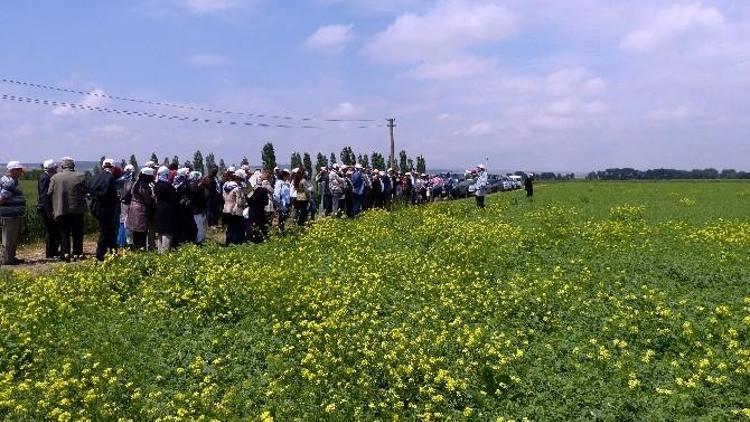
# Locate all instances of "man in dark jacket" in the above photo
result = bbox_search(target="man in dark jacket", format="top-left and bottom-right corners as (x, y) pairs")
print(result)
(49, 157), (87, 262)
(88, 159), (119, 261)
(525, 173), (534, 198)
(37, 159), (60, 259)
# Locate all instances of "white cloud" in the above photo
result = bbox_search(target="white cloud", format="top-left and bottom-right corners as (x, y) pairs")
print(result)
(179, 0), (239, 14)
(545, 98), (606, 115)
(304, 24), (355, 52)
(621, 4), (725, 53)
(185, 53), (233, 68)
(454, 121), (494, 136)
(546, 68), (606, 97)
(53, 88), (109, 116)
(363, 0), (518, 63)
(92, 124), (128, 136)
(322, 102), (365, 119)
(648, 104), (693, 121)
(405, 55), (494, 80)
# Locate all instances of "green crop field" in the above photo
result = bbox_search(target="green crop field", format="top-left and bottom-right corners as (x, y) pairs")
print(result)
(1, 181), (749, 420)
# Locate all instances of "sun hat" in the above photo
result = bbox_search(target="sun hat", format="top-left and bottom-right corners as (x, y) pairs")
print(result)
(157, 166), (170, 176)
(140, 167), (155, 176)
(43, 159), (57, 170)
(102, 158), (115, 168)
(6, 161), (23, 170)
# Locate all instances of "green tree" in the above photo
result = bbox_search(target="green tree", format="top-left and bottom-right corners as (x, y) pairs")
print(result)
(303, 153), (313, 177)
(329, 152), (337, 165)
(290, 152), (303, 170)
(240, 156), (250, 167)
(162, 157), (170, 167)
(219, 158), (226, 173)
(340, 146), (356, 166)
(316, 152), (328, 171)
(150, 152), (158, 164)
(399, 150), (409, 173)
(171, 155), (179, 167)
(416, 155), (426, 174)
(371, 152), (386, 170)
(407, 158), (414, 172)
(183, 160), (193, 169)
(205, 153), (216, 172)
(120, 159), (127, 169)
(128, 154), (138, 170)
(262, 142), (277, 171)
(193, 150), (205, 174)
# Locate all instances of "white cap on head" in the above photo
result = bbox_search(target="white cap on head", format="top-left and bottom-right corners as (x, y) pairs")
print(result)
(102, 158), (115, 168)
(124, 164), (135, 172)
(177, 167), (190, 177)
(292, 167), (299, 173)
(157, 166), (170, 176)
(320, 166), (327, 171)
(355, 163), (363, 170)
(140, 167), (155, 176)
(227, 166), (236, 173)
(145, 160), (156, 168)
(43, 159), (57, 169)
(6, 161), (23, 170)
(234, 169), (247, 179)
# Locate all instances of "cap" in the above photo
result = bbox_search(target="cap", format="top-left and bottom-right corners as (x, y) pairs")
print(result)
(157, 166), (170, 176)
(140, 167), (155, 176)
(6, 161), (23, 170)
(177, 167), (190, 177)
(43, 159), (57, 170)
(124, 164), (135, 172)
(227, 166), (236, 173)
(234, 169), (247, 179)
(355, 163), (363, 170)
(102, 158), (115, 168)
(320, 166), (327, 171)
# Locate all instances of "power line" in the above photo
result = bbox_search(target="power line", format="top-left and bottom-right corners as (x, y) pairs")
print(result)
(1, 77), (382, 123)
(0, 93), (386, 130)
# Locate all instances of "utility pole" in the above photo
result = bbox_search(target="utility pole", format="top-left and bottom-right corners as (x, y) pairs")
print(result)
(387, 118), (396, 170)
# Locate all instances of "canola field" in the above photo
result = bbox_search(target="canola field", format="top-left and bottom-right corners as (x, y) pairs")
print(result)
(1, 181), (749, 420)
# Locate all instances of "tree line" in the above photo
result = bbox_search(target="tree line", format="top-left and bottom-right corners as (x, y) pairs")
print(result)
(586, 168), (750, 180)
(20, 143), (428, 180)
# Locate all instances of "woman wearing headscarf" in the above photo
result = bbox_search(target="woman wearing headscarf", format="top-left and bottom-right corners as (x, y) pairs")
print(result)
(292, 170), (312, 226)
(126, 167), (155, 250)
(328, 166), (345, 217)
(246, 172), (272, 243)
(154, 166), (179, 254)
(173, 167), (197, 246)
(273, 169), (291, 232)
(222, 169), (247, 245)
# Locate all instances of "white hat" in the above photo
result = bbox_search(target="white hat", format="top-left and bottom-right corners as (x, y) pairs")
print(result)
(6, 161), (23, 170)
(292, 167), (299, 173)
(379, 171), (386, 176)
(477, 164), (486, 170)
(157, 166), (170, 176)
(43, 159), (57, 169)
(145, 160), (156, 168)
(320, 166), (327, 171)
(177, 167), (190, 177)
(124, 164), (135, 172)
(227, 166), (236, 173)
(355, 163), (363, 170)
(234, 169), (247, 179)
(140, 167), (155, 176)
(102, 158), (115, 168)
(333, 163), (340, 169)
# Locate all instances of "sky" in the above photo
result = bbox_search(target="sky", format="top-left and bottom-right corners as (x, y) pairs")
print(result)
(0, 0), (748, 172)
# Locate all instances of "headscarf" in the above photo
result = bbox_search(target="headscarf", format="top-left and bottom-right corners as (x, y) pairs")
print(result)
(157, 166), (170, 183)
(173, 168), (190, 189)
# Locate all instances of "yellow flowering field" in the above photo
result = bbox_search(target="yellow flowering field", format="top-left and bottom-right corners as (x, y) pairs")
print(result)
(1, 181), (749, 420)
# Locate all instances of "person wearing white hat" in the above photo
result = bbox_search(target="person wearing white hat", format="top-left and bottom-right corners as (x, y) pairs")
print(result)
(116, 164), (137, 248)
(49, 157), (87, 262)
(222, 169), (247, 245)
(328, 165), (345, 217)
(126, 167), (156, 250)
(473, 163), (489, 208)
(0, 161), (26, 265)
(88, 158), (119, 261)
(37, 159), (61, 259)
(153, 166), (179, 254)
(351, 163), (365, 216)
(173, 167), (197, 246)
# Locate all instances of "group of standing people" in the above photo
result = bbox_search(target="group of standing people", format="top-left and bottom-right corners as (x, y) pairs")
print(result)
(0, 157), (533, 265)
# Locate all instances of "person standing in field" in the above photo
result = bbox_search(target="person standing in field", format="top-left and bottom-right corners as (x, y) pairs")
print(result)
(292, 170), (312, 226)
(37, 159), (61, 259)
(88, 158), (120, 261)
(0, 161), (26, 265)
(173, 168), (197, 246)
(153, 166), (179, 254)
(204, 166), (222, 228)
(474, 164), (489, 208)
(116, 164), (135, 248)
(351, 164), (365, 216)
(222, 169), (247, 245)
(328, 165), (345, 217)
(316, 166), (331, 216)
(246, 172), (272, 243)
(49, 157), (87, 262)
(273, 169), (292, 232)
(189, 171), (207, 244)
(126, 167), (155, 250)
(525, 173), (534, 198)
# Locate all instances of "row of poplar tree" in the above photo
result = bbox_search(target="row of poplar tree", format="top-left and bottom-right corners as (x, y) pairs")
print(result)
(110, 142), (427, 177)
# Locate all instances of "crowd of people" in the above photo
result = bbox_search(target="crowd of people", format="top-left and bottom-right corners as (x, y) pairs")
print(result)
(0, 157), (533, 266)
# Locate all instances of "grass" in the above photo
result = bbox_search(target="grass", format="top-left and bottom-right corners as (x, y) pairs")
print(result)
(1, 181), (749, 420)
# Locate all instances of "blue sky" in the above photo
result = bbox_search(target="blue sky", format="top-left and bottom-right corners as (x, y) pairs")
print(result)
(1, 0), (749, 172)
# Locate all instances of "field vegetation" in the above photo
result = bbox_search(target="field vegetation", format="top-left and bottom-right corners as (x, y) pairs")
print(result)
(1, 181), (749, 420)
